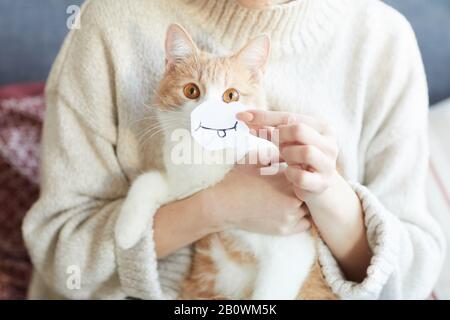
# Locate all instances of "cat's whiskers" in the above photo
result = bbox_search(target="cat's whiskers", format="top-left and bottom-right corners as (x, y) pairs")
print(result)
(139, 123), (181, 151)
(133, 113), (180, 126)
(138, 120), (177, 139)
(131, 100), (184, 129)
(138, 120), (183, 144)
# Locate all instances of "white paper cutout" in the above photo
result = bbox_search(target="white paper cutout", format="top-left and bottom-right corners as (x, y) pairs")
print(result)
(191, 99), (248, 151)
(190, 99), (279, 158)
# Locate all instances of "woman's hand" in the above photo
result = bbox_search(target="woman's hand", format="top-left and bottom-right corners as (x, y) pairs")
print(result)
(206, 163), (311, 235)
(237, 110), (372, 282)
(238, 110), (339, 204)
(154, 160), (310, 259)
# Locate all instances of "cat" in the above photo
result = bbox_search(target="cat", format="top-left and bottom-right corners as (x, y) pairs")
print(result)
(115, 23), (335, 300)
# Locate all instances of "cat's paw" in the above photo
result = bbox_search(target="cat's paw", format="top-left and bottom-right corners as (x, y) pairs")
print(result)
(115, 219), (147, 250)
(114, 171), (169, 250)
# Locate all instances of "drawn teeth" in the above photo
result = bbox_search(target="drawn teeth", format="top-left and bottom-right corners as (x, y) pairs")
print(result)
(218, 130), (227, 138)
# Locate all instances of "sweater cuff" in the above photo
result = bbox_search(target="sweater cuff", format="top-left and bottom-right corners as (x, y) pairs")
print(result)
(114, 174), (192, 300)
(116, 233), (192, 299)
(318, 182), (400, 299)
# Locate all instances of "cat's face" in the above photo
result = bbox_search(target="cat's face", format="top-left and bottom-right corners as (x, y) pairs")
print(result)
(153, 24), (270, 140)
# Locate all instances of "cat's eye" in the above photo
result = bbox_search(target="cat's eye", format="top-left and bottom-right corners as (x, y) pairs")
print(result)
(183, 83), (201, 100)
(223, 88), (240, 103)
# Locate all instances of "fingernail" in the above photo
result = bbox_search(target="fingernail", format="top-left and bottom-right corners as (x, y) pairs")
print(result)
(236, 112), (254, 122)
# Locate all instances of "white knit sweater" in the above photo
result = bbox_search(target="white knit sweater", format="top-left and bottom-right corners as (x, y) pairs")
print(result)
(22, 0), (445, 299)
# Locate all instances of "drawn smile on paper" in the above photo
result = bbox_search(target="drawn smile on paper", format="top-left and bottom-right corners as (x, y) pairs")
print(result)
(194, 121), (239, 138)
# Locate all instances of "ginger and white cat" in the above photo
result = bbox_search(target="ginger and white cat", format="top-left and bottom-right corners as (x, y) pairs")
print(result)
(115, 24), (335, 300)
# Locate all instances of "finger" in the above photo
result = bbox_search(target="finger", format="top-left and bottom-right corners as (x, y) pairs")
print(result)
(257, 150), (283, 166)
(279, 123), (336, 156)
(237, 110), (298, 127)
(285, 166), (326, 192)
(256, 126), (275, 141)
(248, 125), (272, 136)
(241, 149), (272, 167)
(243, 142), (282, 167)
(237, 110), (332, 135)
(281, 145), (332, 173)
(236, 111), (254, 123)
(256, 149), (279, 167)
(242, 149), (283, 168)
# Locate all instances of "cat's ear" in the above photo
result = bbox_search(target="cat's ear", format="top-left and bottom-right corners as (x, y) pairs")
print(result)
(165, 24), (198, 67)
(235, 34), (271, 76)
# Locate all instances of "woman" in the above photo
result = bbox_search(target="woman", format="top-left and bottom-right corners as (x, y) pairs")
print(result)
(23, 0), (444, 299)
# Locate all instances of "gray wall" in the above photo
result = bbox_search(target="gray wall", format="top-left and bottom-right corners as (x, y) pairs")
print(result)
(385, 0), (450, 104)
(0, 0), (84, 86)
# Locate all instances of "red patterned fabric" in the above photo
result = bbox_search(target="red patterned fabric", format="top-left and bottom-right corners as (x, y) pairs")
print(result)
(0, 82), (45, 300)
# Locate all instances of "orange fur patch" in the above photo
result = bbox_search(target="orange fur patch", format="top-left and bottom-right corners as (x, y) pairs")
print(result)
(181, 230), (336, 300)
(154, 52), (266, 112)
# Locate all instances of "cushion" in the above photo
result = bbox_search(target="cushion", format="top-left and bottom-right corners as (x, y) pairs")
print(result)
(427, 97), (450, 300)
(0, 82), (45, 299)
